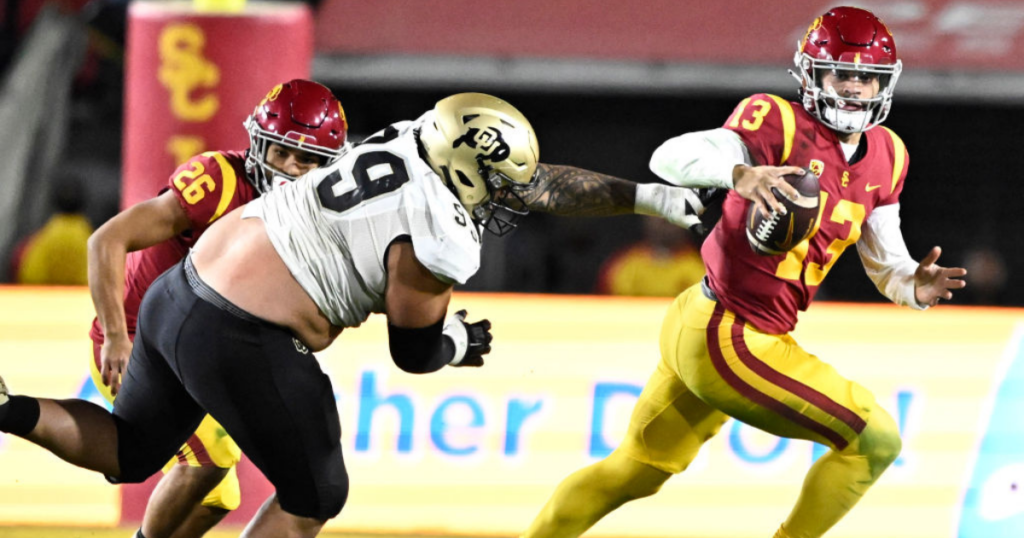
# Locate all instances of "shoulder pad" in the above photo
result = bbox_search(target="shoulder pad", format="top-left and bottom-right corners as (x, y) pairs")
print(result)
(168, 151), (242, 226)
(404, 170), (481, 285)
(723, 94), (797, 166)
(878, 126), (909, 199)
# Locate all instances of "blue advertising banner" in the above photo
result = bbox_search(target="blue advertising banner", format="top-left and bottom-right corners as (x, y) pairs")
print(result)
(1, 288), (1022, 537)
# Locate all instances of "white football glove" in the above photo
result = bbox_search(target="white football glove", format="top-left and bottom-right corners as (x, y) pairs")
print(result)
(635, 183), (706, 231)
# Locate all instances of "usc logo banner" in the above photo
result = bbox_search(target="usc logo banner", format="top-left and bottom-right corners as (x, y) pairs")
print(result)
(158, 23), (221, 122)
(121, 1), (312, 209)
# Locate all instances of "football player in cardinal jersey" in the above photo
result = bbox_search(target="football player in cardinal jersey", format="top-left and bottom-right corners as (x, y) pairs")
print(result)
(522, 7), (966, 538)
(85, 79), (347, 538)
(0, 92), (707, 537)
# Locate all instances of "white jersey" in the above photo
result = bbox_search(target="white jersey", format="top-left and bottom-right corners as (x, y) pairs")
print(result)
(242, 114), (482, 328)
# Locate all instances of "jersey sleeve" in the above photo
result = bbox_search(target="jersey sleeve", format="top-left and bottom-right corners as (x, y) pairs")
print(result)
(856, 204), (925, 310)
(877, 127), (910, 207)
(404, 183), (481, 285)
(167, 151), (242, 234)
(722, 93), (799, 167)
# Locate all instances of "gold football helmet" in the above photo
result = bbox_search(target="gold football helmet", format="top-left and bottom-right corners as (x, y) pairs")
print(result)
(419, 93), (539, 235)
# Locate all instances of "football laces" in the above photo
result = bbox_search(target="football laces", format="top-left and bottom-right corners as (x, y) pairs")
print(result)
(755, 211), (781, 242)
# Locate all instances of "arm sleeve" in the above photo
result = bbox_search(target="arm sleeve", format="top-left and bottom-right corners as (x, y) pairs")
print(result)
(649, 128), (750, 189)
(387, 318), (456, 374)
(855, 203), (927, 310)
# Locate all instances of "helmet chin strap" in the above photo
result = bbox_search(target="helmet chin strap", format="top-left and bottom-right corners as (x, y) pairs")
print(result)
(822, 106), (870, 134)
(820, 86), (872, 133)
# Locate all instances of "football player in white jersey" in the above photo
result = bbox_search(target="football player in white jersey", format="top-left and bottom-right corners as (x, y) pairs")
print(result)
(0, 93), (706, 537)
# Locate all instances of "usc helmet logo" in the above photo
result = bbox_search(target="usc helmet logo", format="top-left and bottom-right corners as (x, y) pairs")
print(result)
(800, 16), (823, 53)
(264, 84), (283, 103)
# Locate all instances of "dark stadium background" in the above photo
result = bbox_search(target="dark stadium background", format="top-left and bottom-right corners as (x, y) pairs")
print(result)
(4, 0), (1020, 305)
(58, 83), (1024, 304)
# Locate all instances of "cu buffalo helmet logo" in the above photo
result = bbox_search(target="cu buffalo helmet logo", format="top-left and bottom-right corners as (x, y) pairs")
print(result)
(453, 127), (511, 164)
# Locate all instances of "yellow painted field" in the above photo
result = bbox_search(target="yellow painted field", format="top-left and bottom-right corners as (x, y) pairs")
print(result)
(0, 529), (492, 538)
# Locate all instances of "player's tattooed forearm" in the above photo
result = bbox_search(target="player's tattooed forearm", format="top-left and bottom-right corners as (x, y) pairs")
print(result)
(516, 163), (636, 216)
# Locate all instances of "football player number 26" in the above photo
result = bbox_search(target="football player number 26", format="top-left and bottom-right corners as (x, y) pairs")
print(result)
(173, 161), (215, 205)
(775, 192), (866, 286)
(317, 151), (411, 213)
(729, 98), (772, 131)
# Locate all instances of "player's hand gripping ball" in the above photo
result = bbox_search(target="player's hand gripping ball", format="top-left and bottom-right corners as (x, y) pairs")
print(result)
(745, 168), (820, 256)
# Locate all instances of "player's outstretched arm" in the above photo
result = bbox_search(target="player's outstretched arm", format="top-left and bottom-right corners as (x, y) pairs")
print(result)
(516, 163), (704, 229)
(518, 163), (635, 217)
(87, 190), (191, 395)
(384, 241), (492, 373)
(648, 128), (802, 223)
(913, 246), (967, 307)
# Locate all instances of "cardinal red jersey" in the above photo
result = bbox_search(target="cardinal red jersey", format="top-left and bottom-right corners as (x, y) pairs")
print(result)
(703, 94), (909, 334)
(89, 151), (256, 343)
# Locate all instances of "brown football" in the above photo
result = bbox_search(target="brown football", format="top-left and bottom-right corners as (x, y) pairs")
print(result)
(745, 168), (821, 256)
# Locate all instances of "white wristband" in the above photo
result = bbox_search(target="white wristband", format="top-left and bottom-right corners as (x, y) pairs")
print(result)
(442, 313), (469, 365)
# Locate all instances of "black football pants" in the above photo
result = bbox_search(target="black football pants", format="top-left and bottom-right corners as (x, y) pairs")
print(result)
(111, 256), (348, 520)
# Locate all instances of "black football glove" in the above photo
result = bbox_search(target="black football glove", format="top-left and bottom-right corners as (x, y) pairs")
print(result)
(692, 187), (727, 236)
(444, 310), (493, 367)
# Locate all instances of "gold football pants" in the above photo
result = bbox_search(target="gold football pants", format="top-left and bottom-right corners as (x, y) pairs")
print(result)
(525, 284), (901, 538)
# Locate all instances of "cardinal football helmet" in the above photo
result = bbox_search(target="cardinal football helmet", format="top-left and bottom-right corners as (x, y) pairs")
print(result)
(419, 93), (539, 236)
(793, 6), (902, 133)
(244, 79), (348, 193)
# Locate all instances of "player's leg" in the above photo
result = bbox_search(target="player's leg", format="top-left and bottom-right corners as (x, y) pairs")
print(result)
(0, 380), (121, 475)
(94, 336), (238, 538)
(142, 414), (242, 538)
(142, 464), (230, 538)
(0, 274), (206, 482)
(172, 262), (347, 537)
(209, 330), (343, 538)
(0, 335), (120, 472)
(241, 494), (324, 538)
(177, 323), (343, 537)
(684, 302), (901, 538)
(524, 286), (729, 538)
(775, 407), (900, 538)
